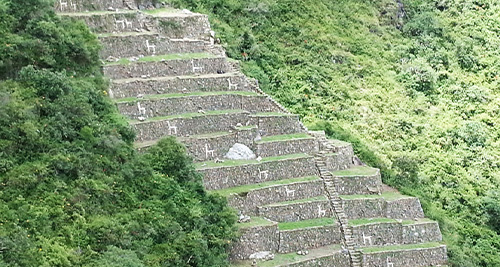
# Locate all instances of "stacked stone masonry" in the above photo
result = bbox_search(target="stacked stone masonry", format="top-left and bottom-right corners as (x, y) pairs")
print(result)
(60, 2), (448, 266)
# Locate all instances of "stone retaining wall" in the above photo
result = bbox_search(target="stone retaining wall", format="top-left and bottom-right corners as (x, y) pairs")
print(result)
(278, 225), (342, 253)
(201, 156), (319, 190)
(352, 221), (442, 247)
(324, 141), (355, 171)
(227, 179), (324, 215)
(156, 14), (211, 41)
(55, 0), (135, 12)
(133, 111), (249, 141)
(109, 74), (251, 98)
(248, 115), (306, 137)
(104, 57), (229, 79)
(342, 197), (425, 220)
(361, 245), (448, 267)
(180, 128), (256, 162)
(99, 34), (206, 58)
(258, 200), (332, 222)
(229, 224), (279, 261)
(117, 95), (278, 120)
(335, 172), (383, 195)
(284, 253), (351, 267)
(70, 12), (148, 33)
(256, 138), (319, 158)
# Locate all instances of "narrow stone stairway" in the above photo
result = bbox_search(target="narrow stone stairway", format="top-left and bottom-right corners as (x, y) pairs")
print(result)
(57, 1), (448, 266)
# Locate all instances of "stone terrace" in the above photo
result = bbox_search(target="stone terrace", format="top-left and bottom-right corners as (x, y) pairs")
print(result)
(58, 1), (448, 266)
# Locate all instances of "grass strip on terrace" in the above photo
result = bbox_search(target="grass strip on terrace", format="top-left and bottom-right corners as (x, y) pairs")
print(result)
(349, 217), (397, 226)
(235, 125), (257, 131)
(195, 153), (310, 169)
(115, 91), (259, 103)
(361, 242), (443, 253)
(252, 112), (292, 116)
(257, 133), (313, 143)
(211, 176), (320, 197)
(330, 165), (379, 177)
(237, 216), (275, 229)
(278, 217), (336, 231)
(340, 192), (406, 201)
(105, 52), (217, 65)
(142, 7), (177, 14)
(129, 109), (245, 123)
(265, 195), (327, 207)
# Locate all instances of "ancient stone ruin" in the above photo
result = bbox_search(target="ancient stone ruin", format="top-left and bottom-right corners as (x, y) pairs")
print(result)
(57, 1), (448, 266)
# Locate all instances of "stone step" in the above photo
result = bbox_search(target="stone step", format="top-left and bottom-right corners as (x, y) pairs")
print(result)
(255, 133), (319, 158)
(197, 154), (319, 190)
(55, 0), (138, 13)
(131, 109), (250, 142)
(103, 54), (229, 79)
(349, 218), (443, 248)
(330, 166), (383, 195)
(214, 176), (323, 215)
(277, 218), (342, 254)
(231, 244), (350, 267)
(98, 32), (206, 58)
(258, 196), (331, 222)
(340, 193), (425, 220)
(116, 92), (281, 120)
(360, 242), (448, 267)
(109, 72), (253, 99)
(248, 113), (307, 137)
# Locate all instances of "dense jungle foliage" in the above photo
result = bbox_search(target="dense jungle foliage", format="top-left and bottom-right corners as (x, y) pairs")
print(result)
(0, 0), (236, 266)
(168, 0), (500, 265)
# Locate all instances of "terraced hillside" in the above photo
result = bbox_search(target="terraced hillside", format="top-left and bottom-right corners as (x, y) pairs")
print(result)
(57, 1), (448, 266)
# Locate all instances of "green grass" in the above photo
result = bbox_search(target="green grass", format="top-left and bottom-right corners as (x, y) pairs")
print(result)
(349, 218), (397, 226)
(115, 91), (259, 103)
(235, 125), (257, 130)
(265, 195), (327, 207)
(195, 153), (309, 169)
(252, 112), (291, 116)
(236, 216), (275, 229)
(257, 133), (312, 143)
(142, 7), (177, 14)
(361, 242), (443, 253)
(278, 217), (335, 230)
(130, 109), (245, 123)
(60, 10), (135, 16)
(331, 165), (379, 177)
(105, 53), (216, 65)
(340, 192), (405, 201)
(211, 176), (320, 197)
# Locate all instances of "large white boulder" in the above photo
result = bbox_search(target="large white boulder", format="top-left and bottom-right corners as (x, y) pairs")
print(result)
(224, 143), (256, 160)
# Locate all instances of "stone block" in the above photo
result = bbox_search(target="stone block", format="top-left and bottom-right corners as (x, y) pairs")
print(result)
(227, 179), (324, 215)
(132, 111), (250, 142)
(109, 73), (252, 99)
(99, 33), (206, 58)
(248, 114), (306, 136)
(278, 225), (342, 253)
(103, 57), (229, 79)
(255, 137), (319, 158)
(361, 245), (448, 267)
(335, 171), (383, 195)
(229, 224), (279, 261)
(258, 199), (331, 222)
(200, 155), (318, 190)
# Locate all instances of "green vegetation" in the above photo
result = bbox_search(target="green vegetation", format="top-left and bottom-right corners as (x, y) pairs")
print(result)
(130, 109), (245, 123)
(236, 216), (274, 229)
(266, 196), (327, 206)
(340, 192), (404, 201)
(257, 133), (312, 143)
(0, 1), (236, 266)
(278, 217), (335, 230)
(168, 0), (500, 264)
(331, 165), (379, 176)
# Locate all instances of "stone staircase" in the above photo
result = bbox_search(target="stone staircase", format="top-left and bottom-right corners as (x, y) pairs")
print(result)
(57, 1), (448, 266)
